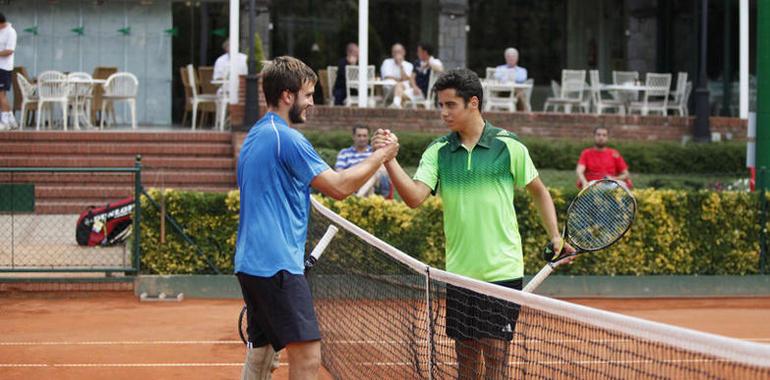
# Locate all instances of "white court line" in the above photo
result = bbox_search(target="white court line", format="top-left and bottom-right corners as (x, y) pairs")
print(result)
(0, 363), (278, 368)
(0, 340), (242, 346)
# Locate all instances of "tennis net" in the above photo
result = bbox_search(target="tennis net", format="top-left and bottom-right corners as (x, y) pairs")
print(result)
(307, 198), (770, 379)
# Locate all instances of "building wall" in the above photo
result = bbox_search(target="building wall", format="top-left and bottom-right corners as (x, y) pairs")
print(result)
(7, 0), (172, 125)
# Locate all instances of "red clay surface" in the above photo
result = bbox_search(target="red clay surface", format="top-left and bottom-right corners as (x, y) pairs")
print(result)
(1, 293), (768, 379)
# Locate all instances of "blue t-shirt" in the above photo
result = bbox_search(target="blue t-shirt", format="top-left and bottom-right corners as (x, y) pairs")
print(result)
(234, 112), (330, 277)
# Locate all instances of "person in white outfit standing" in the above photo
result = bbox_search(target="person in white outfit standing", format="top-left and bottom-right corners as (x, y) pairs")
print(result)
(0, 13), (18, 130)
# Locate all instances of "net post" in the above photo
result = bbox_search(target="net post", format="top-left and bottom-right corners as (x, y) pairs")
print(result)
(425, 267), (433, 380)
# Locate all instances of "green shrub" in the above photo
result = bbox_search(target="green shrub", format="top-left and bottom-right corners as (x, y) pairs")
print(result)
(140, 189), (767, 276)
(302, 130), (746, 174)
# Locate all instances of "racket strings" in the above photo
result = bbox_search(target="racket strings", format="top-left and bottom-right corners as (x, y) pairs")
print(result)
(567, 182), (636, 251)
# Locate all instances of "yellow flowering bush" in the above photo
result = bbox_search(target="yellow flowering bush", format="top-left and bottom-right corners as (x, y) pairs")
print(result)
(140, 188), (769, 275)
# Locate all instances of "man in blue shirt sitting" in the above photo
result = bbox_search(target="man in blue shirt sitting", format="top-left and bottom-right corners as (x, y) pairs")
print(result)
(234, 56), (399, 379)
(335, 125), (392, 198)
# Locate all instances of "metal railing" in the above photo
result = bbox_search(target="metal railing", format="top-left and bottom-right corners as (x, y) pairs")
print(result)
(0, 156), (142, 273)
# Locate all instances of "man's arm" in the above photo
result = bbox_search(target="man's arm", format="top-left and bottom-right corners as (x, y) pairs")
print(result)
(312, 144), (398, 200)
(576, 163), (589, 188)
(383, 159), (431, 208)
(428, 58), (444, 73)
(526, 177), (574, 257)
(0, 50), (13, 57)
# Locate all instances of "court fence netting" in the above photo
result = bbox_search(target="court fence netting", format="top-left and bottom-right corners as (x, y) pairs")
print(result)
(306, 198), (770, 380)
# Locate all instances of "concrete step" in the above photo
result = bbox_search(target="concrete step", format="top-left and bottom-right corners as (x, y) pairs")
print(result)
(1, 170), (236, 186)
(3, 155), (235, 170)
(0, 142), (233, 157)
(0, 130), (232, 143)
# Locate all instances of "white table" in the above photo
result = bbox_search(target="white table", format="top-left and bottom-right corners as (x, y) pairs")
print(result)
(46, 78), (106, 130)
(481, 80), (533, 112)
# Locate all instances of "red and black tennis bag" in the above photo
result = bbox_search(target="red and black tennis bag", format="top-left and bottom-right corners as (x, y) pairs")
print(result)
(75, 197), (135, 246)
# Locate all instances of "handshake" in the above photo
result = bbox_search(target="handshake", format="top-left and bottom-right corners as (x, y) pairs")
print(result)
(371, 129), (400, 163)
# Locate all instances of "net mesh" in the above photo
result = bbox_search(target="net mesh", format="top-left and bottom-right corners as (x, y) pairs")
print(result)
(307, 199), (770, 380)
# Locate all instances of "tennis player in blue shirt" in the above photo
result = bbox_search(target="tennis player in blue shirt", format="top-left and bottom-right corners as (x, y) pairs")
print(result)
(234, 56), (399, 379)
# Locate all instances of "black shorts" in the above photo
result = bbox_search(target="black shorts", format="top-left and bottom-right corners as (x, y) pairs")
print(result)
(0, 69), (10, 92)
(445, 278), (522, 341)
(237, 270), (321, 351)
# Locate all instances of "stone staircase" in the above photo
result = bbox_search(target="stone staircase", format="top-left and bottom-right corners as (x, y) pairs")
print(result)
(0, 131), (237, 214)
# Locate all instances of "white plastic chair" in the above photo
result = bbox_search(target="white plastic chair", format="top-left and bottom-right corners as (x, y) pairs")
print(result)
(344, 65), (376, 107)
(67, 72), (94, 128)
(408, 69), (439, 110)
(543, 70), (586, 113)
(100, 72), (139, 130)
(589, 70), (625, 115)
(326, 66), (337, 106)
(16, 74), (38, 128)
(484, 80), (517, 112)
(485, 67), (497, 80)
(613, 71), (639, 85)
(629, 73), (672, 116)
(36, 71), (69, 131)
(521, 78), (534, 112)
(186, 64), (218, 130)
(667, 72), (689, 116)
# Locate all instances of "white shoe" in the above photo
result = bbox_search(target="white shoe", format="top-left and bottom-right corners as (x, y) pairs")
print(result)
(8, 119), (18, 130)
(0, 122), (8, 131)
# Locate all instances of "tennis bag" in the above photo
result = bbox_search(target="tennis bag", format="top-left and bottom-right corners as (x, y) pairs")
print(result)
(75, 197), (134, 246)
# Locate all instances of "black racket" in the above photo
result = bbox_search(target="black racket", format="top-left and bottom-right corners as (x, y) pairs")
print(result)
(523, 179), (636, 293)
(238, 225), (339, 345)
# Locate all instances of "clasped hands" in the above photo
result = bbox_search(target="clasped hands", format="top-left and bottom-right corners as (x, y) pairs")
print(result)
(372, 129), (400, 163)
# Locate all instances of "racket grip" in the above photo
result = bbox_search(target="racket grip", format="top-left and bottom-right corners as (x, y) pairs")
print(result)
(542, 242), (557, 262)
(523, 261), (559, 293)
(304, 225), (339, 273)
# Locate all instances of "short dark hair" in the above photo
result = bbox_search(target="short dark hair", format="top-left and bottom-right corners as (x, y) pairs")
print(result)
(352, 124), (369, 134)
(432, 68), (484, 111)
(417, 42), (433, 56)
(0, 13), (6, 24)
(261, 56), (318, 108)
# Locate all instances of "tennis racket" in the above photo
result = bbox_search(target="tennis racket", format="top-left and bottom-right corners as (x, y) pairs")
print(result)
(238, 224), (339, 345)
(522, 179), (636, 293)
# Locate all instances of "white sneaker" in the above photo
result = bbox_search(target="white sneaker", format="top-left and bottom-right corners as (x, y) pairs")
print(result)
(7, 118), (18, 130)
(0, 122), (8, 131)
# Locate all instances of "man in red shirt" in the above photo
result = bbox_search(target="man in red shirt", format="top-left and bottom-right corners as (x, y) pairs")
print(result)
(576, 127), (632, 189)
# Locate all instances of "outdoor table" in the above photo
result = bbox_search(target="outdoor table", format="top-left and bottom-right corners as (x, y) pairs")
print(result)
(47, 78), (106, 130)
(600, 83), (650, 107)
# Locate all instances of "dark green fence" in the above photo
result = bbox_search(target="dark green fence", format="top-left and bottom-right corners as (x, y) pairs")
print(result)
(0, 157), (142, 273)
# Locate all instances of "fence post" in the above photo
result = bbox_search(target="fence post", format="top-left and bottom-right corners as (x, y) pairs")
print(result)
(759, 167), (768, 274)
(133, 155), (143, 274)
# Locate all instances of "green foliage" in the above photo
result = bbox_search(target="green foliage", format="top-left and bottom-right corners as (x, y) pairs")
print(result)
(301, 131), (746, 175)
(253, 33), (265, 74)
(140, 189), (237, 274)
(140, 189), (768, 276)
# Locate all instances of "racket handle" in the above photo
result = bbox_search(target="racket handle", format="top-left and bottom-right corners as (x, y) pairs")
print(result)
(305, 225), (339, 272)
(523, 261), (562, 293)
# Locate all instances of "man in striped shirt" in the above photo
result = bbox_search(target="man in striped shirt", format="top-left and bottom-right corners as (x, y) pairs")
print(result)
(335, 125), (392, 197)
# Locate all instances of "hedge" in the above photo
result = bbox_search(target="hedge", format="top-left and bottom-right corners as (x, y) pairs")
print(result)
(302, 131), (746, 174)
(140, 188), (768, 276)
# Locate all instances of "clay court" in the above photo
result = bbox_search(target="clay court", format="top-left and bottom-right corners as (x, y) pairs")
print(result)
(1, 292), (769, 379)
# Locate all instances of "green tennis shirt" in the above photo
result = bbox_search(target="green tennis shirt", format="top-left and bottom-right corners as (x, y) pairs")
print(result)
(413, 121), (538, 282)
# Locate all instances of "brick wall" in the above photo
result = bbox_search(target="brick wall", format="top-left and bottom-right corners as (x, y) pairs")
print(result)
(297, 106), (747, 142)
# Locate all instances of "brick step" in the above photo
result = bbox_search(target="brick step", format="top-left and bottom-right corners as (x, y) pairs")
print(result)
(0, 142), (233, 157)
(0, 170), (236, 186)
(34, 185), (235, 199)
(34, 189), (233, 214)
(3, 155), (234, 170)
(0, 130), (232, 143)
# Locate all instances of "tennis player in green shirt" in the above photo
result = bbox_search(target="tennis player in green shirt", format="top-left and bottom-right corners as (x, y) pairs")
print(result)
(373, 68), (574, 379)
